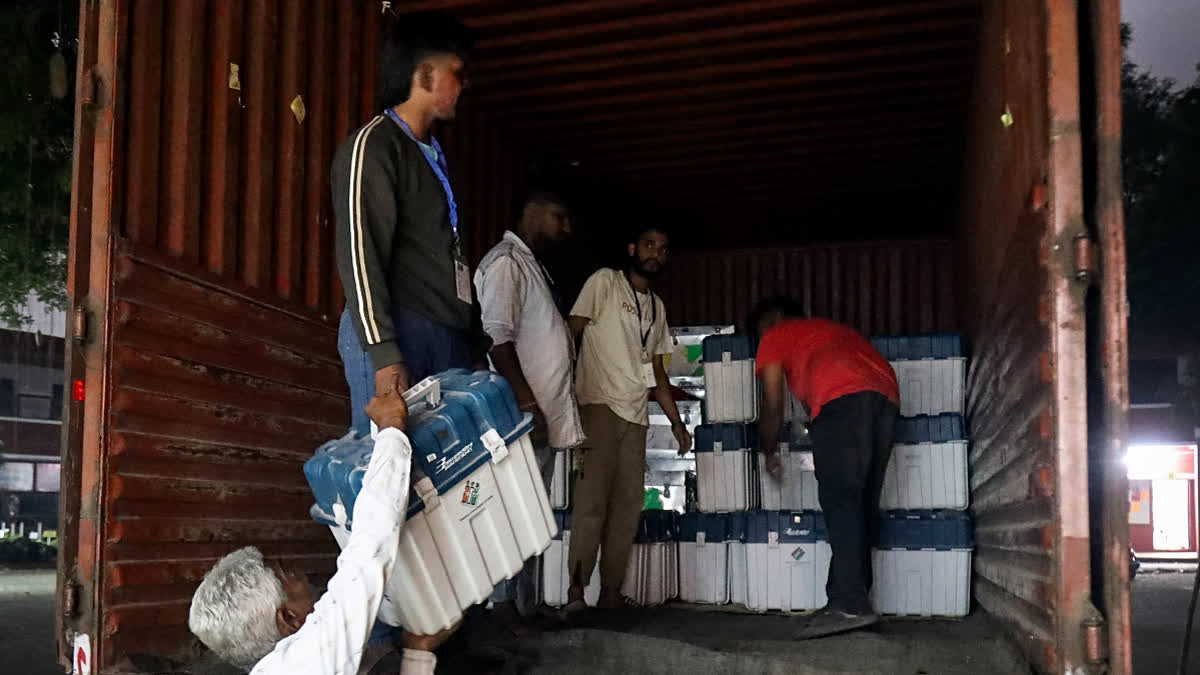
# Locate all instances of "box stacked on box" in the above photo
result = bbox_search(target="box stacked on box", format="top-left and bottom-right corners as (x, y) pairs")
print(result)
(757, 417), (969, 513)
(866, 333), (972, 617)
(882, 414), (969, 510)
(694, 423), (757, 512)
(871, 510), (974, 617)
(664, 325), (736, 380)
(730, 511), (832, 612)
(621, 510), (680, 607)
(702, 334), (758, 423)
(678, 512), (733, 604)
(304, 372), (555, 634)
(757, 445), (821, 512)
(871, 333), (966, 416)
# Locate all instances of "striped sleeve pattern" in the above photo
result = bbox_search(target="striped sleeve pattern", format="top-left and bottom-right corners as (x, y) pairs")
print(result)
(332, 116), (405, 371)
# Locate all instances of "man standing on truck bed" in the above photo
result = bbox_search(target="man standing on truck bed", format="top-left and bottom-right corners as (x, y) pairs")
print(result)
(750, 297), (899, 639)
(564, 225), (692, 612)
(332, 12), (489, 438)
(475, 184), (586, 624)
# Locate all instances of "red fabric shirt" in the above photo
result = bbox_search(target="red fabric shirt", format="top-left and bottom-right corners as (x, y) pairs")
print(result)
(755, 318), (899, 421)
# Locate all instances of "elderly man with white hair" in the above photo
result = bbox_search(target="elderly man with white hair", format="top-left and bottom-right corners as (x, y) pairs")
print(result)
(188, 391), (454, 674)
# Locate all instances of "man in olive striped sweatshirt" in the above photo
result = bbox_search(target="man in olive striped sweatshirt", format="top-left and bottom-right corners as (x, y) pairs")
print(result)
(332, 12), (489, 438)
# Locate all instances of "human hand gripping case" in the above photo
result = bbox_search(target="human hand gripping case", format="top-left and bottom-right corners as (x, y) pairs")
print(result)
(760, 413), (968, 512)
(303, 373), (556, 635)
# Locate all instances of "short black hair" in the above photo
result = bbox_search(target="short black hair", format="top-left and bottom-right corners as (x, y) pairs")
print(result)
(745, 296), (806, 337)
(513, 181), (571, 224)
(627, 224), (670, 246)
(377, 12), (474, 111)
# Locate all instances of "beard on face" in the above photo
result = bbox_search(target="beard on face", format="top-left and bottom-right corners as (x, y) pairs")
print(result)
(632, 255), (663, 279)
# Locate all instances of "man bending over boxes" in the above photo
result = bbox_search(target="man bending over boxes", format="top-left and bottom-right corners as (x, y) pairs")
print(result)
(751, 297), (899, 639)
(187, 392), (454, 674)
(565, 225), (693, 612)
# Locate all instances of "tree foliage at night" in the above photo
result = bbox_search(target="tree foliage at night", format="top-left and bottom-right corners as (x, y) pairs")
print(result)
(0, 1), (75, 328)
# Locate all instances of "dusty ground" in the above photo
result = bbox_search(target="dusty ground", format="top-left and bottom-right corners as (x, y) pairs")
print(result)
(0, 566), (59, 675)
(3, 566), (1198, 674)
(1131, 568), (1200, 675)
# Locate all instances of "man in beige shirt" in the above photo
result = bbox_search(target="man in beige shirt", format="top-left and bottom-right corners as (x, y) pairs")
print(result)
(565, 226), (692, 611)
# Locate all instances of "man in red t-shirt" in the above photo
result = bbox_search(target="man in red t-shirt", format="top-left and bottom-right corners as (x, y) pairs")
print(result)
(751, 297), (899, 639)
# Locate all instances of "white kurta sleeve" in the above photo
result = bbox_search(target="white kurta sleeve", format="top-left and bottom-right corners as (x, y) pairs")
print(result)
(250, 427), (413, 675)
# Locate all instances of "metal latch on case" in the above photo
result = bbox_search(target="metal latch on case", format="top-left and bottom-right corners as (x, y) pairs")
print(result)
(416, 477), (440, 513)
(481, 429), (508, 463)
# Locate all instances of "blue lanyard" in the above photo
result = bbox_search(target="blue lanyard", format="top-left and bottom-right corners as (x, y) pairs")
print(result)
(384, 109), (459, 242)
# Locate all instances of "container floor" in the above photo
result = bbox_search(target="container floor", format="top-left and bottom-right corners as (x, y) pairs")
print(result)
(438, 604), (1033, 675)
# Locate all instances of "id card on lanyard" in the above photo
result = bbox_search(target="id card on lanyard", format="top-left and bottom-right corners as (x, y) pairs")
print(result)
(385, 109), (472, 304)
(625, 271), (659, 388)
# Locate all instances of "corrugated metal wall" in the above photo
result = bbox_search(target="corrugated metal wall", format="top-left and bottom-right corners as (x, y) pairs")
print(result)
(64, 1), (1110, 672)
(118, 1), (522, 317)
(659, 241), (958, 334)
(70, 1), (526, 669)
(958, 2), (1093, 672)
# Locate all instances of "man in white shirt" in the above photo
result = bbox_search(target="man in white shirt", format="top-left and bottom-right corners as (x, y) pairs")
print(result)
(474, 186), (586, 621)
(565, 226), (692, 611)
(187, 392), (454, 674)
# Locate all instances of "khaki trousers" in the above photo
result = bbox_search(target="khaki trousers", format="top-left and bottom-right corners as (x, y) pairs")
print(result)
(568, 404), (647, 591)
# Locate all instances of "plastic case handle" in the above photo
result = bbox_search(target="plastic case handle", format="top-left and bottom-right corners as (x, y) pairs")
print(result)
(370, 377), (442, 440)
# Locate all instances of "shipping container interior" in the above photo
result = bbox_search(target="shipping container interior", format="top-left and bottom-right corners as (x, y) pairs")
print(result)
(62, 1), (1129, 673)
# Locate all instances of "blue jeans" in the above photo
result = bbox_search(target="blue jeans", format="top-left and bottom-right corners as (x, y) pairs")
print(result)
(338, 306), (472, 437)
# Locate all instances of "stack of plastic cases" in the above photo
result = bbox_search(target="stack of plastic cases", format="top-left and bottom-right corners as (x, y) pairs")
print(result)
(678, 512), (731, 604)
(759, 414), (968, 513)
(726, 512), (749, 607)
(702, 334), (758, 423)
(757, 444), (821, 511)
(731, 511), (831, 612)
(694, 423), (757, 512)
(881, 414), (969, 510)
(871, 510), (974, 617)
(541, 509), (601, 607)
(870, 333), (966, 417)
(621, 510), (679, 607)
(304, 375), (538, 634)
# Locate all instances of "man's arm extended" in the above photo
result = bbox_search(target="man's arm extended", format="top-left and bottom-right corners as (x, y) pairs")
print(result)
(652, 356), (692, 455)
(252, 395), (448, 675)
(758, 364), (786, 478)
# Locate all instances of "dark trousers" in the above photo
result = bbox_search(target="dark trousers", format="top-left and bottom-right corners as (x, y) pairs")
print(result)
(337, 306), (471, 437)
(809, 390), (898, 614)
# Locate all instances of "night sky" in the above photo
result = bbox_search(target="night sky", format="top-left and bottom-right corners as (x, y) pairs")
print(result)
(1123, 0), (1200, 88)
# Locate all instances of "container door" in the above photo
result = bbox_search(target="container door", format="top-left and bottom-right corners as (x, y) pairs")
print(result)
(1080, 0), (1132, 672)
(58, 2), (384, 671)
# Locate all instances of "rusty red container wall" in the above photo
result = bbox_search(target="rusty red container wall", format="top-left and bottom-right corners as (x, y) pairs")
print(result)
(68, 1), (520, 669)
(956, 2), (1077, 673)
(658, 241), (958, 335)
